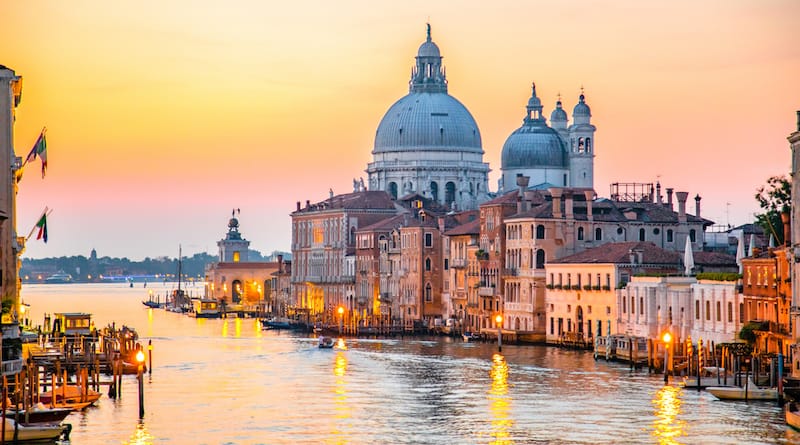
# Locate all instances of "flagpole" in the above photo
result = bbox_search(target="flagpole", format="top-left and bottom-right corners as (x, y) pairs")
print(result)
(25, 207), (49, 241)
(22, 127), (46, 168)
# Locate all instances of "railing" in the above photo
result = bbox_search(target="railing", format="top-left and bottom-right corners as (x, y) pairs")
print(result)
(504, 302), (533, 313)
(1, 359), (23, 376)
(503, 268), (518, 277)
(478, 287), (495, 297)
(451, 258), (468, 268)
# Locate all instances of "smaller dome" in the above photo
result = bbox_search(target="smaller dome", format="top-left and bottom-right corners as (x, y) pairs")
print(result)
(573, 94), (591, 117)
(417, 41), (441, 58)
(550, 100), (567, 122)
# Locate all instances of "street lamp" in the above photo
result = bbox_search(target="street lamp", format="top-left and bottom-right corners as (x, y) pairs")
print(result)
(338, 306), (344, 335)
(136, 349), (146, 418)
(495, 314), (503, 352)
(662, 331), (672, 384)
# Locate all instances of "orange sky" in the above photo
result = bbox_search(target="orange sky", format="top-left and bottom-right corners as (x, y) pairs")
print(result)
(4, 0), (799, 260)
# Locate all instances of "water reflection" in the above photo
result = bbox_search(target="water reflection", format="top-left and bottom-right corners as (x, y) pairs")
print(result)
(651, 384), (685, 444)
(329, 351), (351, 444)
(124, 420), (154, 445)
(336, 338), (347, 350)
(488, 353), (513, 445)
(146, 308), (153, 338)
(234, 318), (242, 337)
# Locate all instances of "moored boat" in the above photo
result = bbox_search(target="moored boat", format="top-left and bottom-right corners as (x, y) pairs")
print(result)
(786, 401), (800, 430)
(706, 379), (778, 401)
(38, 384), (101, 407)
(462, 332), (481, 342)
(6, 403), (72, 424)
(0, 417), (68, 442)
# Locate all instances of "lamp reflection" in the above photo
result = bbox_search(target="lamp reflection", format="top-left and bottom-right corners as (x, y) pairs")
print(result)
(125, 420), (154, 445)
(488, 353), (513, 445)
(651, 384), (685, 444)
(234, 318), (242, 337)
(330, 351), (351, 444)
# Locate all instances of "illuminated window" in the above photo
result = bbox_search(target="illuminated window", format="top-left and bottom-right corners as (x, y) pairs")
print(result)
(233, 251), (240, 263)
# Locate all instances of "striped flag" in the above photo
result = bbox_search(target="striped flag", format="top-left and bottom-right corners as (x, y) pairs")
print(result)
(24, 128), (47, 178)
(27, 207), (50, 243)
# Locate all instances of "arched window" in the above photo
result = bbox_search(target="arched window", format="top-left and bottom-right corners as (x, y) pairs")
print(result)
(536, 250), (545, 269)
(445, 182), (456, 207)
(689, 229), (696, 243)
(595, 228), (602, 241)
(586, 137), (592, 152)
(666, 229), (673, 243)
(429, 182), (439, 202)
(425, 257), (432, 271)
(536, 225), (545, 239)
(425, 283), (432, 302)
(388, 182), (398, 199)
(577, 227), (584, 241)
(639, 228), (646, 241)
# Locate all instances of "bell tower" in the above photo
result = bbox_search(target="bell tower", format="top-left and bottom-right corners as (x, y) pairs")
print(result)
(217, 209), (250, 263)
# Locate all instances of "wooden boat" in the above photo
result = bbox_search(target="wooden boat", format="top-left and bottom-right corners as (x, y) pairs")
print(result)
(6, 404), (72, 424)
(786, 401), (800, 431)
(318, 336), (334, 349)
(0, 417), (68, 442)
(38, 384), (101, 407)
(192, 298), (221, 318)
(706, 379), (778, 401)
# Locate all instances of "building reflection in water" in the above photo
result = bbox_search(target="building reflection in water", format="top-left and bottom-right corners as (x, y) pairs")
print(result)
(234, 318), (242, 337)
(125, 420), (154, 445)
(146, 308), (154, 338)
(488, 353), (513, 445)
(329, 351), (351, 444)
(651, 384), (685, 444)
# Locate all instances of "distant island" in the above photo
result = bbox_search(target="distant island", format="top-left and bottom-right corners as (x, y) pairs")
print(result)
(21, 249), (290, 283)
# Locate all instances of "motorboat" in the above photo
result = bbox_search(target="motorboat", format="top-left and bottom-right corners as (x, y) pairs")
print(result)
(1, 417), (68, 442)
(706, 379), (778, 401)
(318, 336), (335, 349)
(786, 401), (800, 431)
(192, 298), (221, 318)
(44, 272), (73, 284)
(38, 384), (101, 408)
(6, 403), (72, 424)
(462, 332), (481, 342)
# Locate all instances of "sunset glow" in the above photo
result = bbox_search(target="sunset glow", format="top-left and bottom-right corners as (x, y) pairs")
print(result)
(5, 1), (798, 259)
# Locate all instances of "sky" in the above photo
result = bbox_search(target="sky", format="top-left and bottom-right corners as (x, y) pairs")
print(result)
(4, 0), (799, 260)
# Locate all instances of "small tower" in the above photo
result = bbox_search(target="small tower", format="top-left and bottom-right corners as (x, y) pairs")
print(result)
(568, 91), (596, 189)
(550, 94), (569, 141)
(217, 210), (250, 263)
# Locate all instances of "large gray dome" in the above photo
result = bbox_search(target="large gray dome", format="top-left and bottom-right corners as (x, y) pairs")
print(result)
(373, 92), (482, 153)
(501, 125), (566, 168)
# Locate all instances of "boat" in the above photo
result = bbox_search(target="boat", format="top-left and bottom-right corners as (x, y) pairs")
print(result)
(167, 246), (192, 313)
(38, 384), (101, 407)
(706, 379), (778, 401)
(0, 417), (68, 442)
(142, 294), (165, 309)
(786, 401), (800, 431)
(462, 332), (481, 342)
(6, 403), (72, 424)
(44, 272), (73, 284)
(318, 336), (334, 349)
(261, 317), (306, 331)
(192, 298), (221, 318)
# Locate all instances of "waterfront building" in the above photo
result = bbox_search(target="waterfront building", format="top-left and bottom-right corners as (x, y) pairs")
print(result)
(499, 84), (595, 192)
(740, 246), (791, 354)
(291, 189), (399, 325)
(204, 214), (282, 313)
(618, 276), (742, 357)
(790, 111), (800, 361)
(0, 66), (22, 316)
(443, 212), (481, 334)
(356, 214), (407, 329)
(366, 25), (490, 211)
(546, 241), (682, 345)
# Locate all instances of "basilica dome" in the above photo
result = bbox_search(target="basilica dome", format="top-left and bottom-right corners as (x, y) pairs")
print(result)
(501, 84), (567, 169)
(373, 93), (482, 153)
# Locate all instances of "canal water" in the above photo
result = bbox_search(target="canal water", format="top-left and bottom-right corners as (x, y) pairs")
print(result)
(18, 283), (800, 444)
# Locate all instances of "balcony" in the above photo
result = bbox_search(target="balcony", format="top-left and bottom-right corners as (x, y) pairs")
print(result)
(478, 286), (495, 297)
(504, 302), (533, 313)
(451, 258), (468, 268)
(503, 268), (518, 277)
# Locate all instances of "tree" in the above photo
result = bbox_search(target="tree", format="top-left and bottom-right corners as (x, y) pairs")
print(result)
(754, 175), (790, 245)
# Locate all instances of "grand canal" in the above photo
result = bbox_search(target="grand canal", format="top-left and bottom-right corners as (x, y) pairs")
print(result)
(17, 283), (800, 444)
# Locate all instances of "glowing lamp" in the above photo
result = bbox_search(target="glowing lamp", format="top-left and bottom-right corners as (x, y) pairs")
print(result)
(136, 350), (145, 363)
(662, 332), (672, 344)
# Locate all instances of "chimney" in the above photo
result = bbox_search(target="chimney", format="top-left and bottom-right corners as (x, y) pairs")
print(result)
(676, 191), (688, 223)
(550, 188), (563, 219)
(783, 211), (791, 246)
(694, 194), (701, 218)
(584, 190), (594, 221)
(797, 110), (800, 131)
(564, 190), (574, 219)
(296, 201), (301, 212)
(438, 216), (445, 233)
(656, 182), (662, 204)
(516, 174), (530, 213)
(277, 254), (284, 273)
(666, 188), (674, 210)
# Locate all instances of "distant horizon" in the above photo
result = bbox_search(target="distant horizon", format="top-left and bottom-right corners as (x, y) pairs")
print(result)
(5, 1), (797, 259)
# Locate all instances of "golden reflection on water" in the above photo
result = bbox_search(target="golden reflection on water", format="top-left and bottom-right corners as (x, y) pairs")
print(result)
(651, 384), (686, 444)
(124, 420), (154, 445)
(327, 351), (351, 445)
(220, 318), (227, 337)
(488, 353), (514, 445)
(146, 308), (154, 338)
(234, 318), (242, 337)
(336, 338), (347, 350)
(254, 318), (262, 338)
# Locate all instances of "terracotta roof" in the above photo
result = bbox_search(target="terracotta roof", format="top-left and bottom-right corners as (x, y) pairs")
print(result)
(693, 251), (737, 267)
(212, 262), (281, 269)
(552, 241), (681, 265)
(293, 191), (397, 214)
(445, 218), (480, 236)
